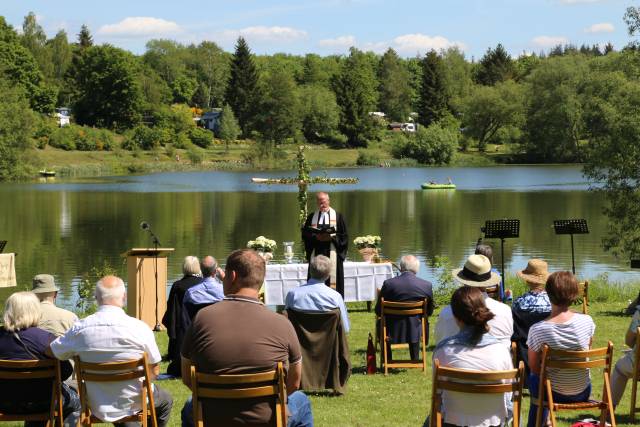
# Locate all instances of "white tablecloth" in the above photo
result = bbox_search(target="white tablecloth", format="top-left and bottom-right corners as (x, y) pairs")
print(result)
(264, 262), (394, 305)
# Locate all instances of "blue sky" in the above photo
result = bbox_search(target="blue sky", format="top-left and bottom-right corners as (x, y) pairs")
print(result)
(3, 0), (631, 58)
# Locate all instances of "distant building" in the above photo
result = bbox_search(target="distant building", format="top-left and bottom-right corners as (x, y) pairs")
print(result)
(201, 109), (222, 133)
(55, 108), (71, 127)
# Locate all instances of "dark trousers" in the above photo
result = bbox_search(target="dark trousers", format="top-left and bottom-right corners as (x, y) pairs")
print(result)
(1, 382), (82, 427)
(526, 373), (591, 427)
(386, 342), (420, 360)
(115, 384), (173, 427)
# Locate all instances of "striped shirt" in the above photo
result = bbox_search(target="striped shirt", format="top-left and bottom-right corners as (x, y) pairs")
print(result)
(527, 313), (595, 395)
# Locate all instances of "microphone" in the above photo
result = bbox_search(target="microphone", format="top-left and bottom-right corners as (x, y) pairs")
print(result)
(140, 221), (150, 230)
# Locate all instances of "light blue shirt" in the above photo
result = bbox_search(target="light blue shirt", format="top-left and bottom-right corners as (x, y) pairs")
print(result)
(284, 278), (350, 333)
(183, 276), (224, 308)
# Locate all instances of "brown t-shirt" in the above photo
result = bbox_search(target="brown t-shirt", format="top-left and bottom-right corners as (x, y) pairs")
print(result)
(182, 295), (302, 426)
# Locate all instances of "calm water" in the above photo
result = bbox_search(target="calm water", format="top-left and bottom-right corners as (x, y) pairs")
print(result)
(1, 165), (637, 310)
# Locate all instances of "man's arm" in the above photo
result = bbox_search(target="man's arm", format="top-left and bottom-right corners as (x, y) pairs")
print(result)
(181, 356), (193, 389)
(149, 363), (160, 381)
(286, 360), (302, 394)
(528, 348), (541, 375)
(626, 327), (638, 348)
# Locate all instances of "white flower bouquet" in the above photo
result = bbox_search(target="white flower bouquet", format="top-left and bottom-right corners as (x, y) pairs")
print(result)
(247, 236), (277, 252)
(353, 235), (382, 249)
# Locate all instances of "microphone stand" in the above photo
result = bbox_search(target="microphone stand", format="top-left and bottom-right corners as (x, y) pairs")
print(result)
(144, 227), (163, 332)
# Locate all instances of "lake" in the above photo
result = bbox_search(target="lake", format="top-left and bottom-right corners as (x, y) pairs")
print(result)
(1, 164), (637, 310)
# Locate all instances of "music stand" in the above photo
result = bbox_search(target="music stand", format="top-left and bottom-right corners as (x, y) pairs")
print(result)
(631, 259), (640, 269)
(553, 219), (588, 275)
(0, 241), (6, 253)
(482, 219), (520, 292)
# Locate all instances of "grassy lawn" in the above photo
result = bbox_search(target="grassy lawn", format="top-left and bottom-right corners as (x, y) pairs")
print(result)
(148, 298), (636, 427)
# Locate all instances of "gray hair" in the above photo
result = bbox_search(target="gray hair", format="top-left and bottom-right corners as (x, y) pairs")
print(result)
(201, 256), (218, 278)
(183, 256), (201, 276)
(3, 292), (41, 332)
(95, 276), (126, 305)
(309, 255), (332, 281)
(400, 255), (420, 273)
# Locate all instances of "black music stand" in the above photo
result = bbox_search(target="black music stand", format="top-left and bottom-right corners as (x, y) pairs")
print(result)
(482, 219), (520, 292)
(553, 219), (589, 275)
(631, 259), (640, 269)
(0, 241), (6, 253)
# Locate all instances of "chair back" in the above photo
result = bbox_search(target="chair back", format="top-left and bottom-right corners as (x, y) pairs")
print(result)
(577, 281), (589, 314)
(381, 298), (427, 317)
(540, 342), (612, 373)
(74, 353), (157, 426)
(380, 298), (429, 375)
(430, 359), (525, 427)
(0, 359), (63, 426)
(190, 362), (287, 427)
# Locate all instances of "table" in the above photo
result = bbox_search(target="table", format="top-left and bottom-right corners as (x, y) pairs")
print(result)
(264, 261), (395, 306)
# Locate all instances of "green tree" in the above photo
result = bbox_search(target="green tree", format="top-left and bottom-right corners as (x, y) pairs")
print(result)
(171, 73), (197, 104)
(298, 84), (340, 143)
(218, 104), (241, 151)
(442, 47), (473, 112)
(225, 37), (261, 136)
(523, 56), (585, 162)
(392, 124), (457, 165)
(190, 41), (229, 108)
(77, 24), (93, 49)
(377, 48), (412, 121)
(48, 30), (72, 81)
(0, 77), (34, 180)
(21, 12), (50, 77)
(474, 43), (515, 85)
(417, 50), (449, 127)
(332, 47), (378, 147)
(461, 80), (524, 151)
(258, 71), (301, 143)
(72, 45), (142, 129)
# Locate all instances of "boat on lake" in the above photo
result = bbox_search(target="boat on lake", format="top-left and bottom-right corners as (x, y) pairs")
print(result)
(38, 170), (56, 177)
(421, 182), (456, 190)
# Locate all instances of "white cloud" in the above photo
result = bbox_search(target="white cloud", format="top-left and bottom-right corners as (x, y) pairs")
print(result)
(318, 35), (356, 49)
(98, 17), (182, 38)
(584, 22), (615, 33)
(393, 33), (466, 54)
(532, 35), (570, 47)
(221, 26), (307, 43)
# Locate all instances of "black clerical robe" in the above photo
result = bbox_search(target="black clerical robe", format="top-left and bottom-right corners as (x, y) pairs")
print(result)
(302, 210), (348, 296)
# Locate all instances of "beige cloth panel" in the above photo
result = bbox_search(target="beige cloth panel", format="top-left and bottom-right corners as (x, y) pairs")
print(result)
(0, 253), (16, 287)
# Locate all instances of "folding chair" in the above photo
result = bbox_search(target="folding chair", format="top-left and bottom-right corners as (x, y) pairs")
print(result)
(577, 281), (589, 314)
(190, 362), (287, 427)
(430, 359), (525, 427)
(534, 342), (616, 427)
(74, 354), (157, 426)
(0, 359), (63, 427)
(629, 327), (640, 422)
(511, 341), (518, 367)
(380, 298), (428, 375)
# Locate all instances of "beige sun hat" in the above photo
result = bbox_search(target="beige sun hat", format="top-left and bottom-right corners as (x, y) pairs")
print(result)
(32, 274), (60, 294)
(517, 259), (549, 286)
(451, 254), (501, 288)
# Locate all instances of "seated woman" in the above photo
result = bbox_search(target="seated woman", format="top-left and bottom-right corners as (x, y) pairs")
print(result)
(0, 291), (80, 425)
(526, 272), (595, 427)
(610, 303), (640, 408)
(512, 259), (551, 380)
(432, 286), (513, 427)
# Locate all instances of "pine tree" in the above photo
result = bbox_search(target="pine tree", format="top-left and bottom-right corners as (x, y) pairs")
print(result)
(224, 37), (260, 137)
(377, 48), (412, 122)
(78, 24), (93, 49)
(417, 50), (449, 127)
(474, 43), (515, 85)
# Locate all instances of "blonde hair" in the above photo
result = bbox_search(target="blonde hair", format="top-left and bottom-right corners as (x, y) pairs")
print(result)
(183, 256), (201, 276)
(3, 292), (41, 332)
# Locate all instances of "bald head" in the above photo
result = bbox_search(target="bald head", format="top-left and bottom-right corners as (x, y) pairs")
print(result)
(201, 256), (218, 278)
(95, 275), (126, 307)
(316, 192), (330, 212)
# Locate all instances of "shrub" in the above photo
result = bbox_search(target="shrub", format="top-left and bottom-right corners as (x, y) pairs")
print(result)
(74, 128), (96, 151)
(391, 124), (457, 165)
(356, 150), (382, 166)
(173, 132), (190, 149)
(187, 147), (204, 164)
(122, 125), (160, 150)
(188, 127), (213, 148)
(32, 116), (57, 149)
(49, 126), (76, 150)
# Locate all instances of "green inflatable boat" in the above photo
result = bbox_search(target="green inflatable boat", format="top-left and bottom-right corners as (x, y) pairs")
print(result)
(421, 183), (456, 190)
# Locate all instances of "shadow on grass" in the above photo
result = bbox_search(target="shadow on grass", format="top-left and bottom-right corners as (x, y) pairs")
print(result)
(598, 310), (629, 318)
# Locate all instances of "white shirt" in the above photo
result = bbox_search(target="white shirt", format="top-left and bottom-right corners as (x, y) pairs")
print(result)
(50, 305), (161, 422)
(434, 341), (513, 427)
(435, 294), (514, 348)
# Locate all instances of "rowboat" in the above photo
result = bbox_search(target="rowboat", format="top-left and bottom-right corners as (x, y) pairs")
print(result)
(421, 183), (456, 190)
(39, 170), (56, 177)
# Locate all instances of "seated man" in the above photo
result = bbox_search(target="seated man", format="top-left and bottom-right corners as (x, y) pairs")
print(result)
(375, 255), (433, 361)
(435, 254), (514, 348)
(475, 244), (504, 300)
(183, 256), (225, 320)
(32, 274), (78, 337)
(611, 304), (640, 408)
(181, 249), (313, 427)
(51, 276), (173, 426)
(285, 255), (350, 333)
(162, 256), (203, 377)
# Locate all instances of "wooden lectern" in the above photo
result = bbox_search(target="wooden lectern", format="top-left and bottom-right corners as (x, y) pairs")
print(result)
(123, 248), (174, 329)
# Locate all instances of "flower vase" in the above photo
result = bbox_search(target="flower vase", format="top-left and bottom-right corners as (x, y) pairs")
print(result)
(358, 247), (378, 263)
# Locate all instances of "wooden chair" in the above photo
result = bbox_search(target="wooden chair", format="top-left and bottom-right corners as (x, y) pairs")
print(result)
(430, 359), (525, 427)
(534, 342), (615, 427)
(577, 281), (589, 314)
(190, 362), (287, 427)
(380, 298), (428, 375)
(629, 327), (640, 422)
(74, 354), (157, 426)
(0, 359), (63, 427)
(511, 341), (518, 367)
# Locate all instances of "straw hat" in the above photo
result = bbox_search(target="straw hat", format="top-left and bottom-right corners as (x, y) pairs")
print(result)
(452, 254), (501, 288)
(32, 274), (59, 294)
(517, 259), (549, 286)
